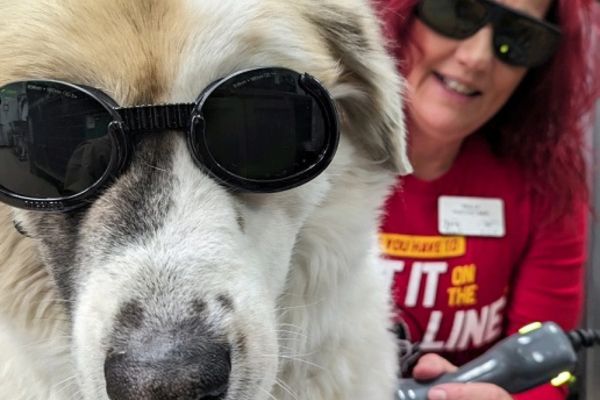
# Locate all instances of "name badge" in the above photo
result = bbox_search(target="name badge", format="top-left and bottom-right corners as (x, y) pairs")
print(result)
(438, 196), (505, 237)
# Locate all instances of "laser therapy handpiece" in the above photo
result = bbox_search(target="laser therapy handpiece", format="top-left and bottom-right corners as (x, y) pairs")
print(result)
(396, 321), (600, 400)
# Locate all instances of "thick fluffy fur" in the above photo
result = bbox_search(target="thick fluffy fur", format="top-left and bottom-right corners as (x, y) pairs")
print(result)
(0, 1), (410, 399)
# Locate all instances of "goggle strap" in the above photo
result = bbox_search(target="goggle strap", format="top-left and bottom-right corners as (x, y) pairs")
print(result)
(117, 103), (195, 133)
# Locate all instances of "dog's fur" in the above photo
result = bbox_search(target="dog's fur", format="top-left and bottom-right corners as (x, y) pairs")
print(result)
(0, 0), (410, 399)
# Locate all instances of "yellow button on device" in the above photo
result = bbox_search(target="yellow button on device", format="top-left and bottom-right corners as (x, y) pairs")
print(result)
(519, 322), (543, 335)
(551, 371), (575, 387)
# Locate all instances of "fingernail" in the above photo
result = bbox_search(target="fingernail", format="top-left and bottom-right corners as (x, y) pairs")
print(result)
(428, 388), (447, 400)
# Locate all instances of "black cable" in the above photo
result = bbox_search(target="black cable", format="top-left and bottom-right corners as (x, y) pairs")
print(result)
(567, 328), (600, 351)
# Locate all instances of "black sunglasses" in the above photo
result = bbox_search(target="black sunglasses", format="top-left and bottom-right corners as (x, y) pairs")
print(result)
(0, 67), (339, 212)
(416, 0), (562, 67)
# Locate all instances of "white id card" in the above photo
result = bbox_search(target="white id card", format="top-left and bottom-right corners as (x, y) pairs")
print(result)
(438, 196), (505, 237)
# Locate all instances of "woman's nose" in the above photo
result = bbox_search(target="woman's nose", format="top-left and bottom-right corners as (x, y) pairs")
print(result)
(454, 25), (495, 71)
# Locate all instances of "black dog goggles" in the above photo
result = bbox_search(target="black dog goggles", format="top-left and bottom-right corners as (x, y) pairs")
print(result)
(416, 0), (562, 67)
(0, 67), (339, 212)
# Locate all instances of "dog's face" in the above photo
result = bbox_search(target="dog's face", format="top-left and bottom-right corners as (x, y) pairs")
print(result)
(1, 0), (409, 399)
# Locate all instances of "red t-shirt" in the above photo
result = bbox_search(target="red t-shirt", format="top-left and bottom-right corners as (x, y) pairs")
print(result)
(379, 135), (587, 399)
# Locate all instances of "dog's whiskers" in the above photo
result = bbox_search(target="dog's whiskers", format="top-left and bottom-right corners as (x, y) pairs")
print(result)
(52, 374), (79, 399)
(276, 322), (305, 329)
(141, 159), (171, 174)
(274, 297), (326, 312)
(274, 377), (300, 400)
(259, 353), (328, 372)
(255, 384), (278, 400)
(273, 329), (309, 340)
(277, 346), (316, 359)
(275, 323), (309, 336)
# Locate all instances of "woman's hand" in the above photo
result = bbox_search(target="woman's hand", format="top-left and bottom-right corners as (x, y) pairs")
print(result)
(412, 353), (513, 400)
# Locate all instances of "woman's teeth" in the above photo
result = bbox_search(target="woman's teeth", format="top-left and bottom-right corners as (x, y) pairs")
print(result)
(438, 75), (479, 96)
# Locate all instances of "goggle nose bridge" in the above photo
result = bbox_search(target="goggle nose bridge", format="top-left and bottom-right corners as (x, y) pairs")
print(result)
(116, 103), (196, 134)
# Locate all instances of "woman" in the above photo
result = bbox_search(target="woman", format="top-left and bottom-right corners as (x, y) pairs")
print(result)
(376, 0), (600, 399)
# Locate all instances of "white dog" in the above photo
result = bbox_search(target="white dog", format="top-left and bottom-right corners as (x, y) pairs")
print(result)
(0, 0), (410, 399)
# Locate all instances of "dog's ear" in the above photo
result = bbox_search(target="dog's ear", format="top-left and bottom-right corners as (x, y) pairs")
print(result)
(307, 2), (412, 175)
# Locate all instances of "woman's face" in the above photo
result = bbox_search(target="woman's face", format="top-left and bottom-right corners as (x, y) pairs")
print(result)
(406, 0), (553, 144)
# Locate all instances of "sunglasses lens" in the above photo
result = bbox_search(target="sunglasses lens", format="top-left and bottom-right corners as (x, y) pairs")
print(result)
(0, 81), (114, 200)
(494, 15), (560, 67)
(197, 69), (336, 191)
(418, 0), (487, 39)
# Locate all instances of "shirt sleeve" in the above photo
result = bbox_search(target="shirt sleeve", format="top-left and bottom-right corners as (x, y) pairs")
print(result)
(504, 198), (588, 400)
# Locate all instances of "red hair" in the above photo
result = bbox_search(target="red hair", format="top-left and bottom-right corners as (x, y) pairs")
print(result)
(375, 0), (600, 216)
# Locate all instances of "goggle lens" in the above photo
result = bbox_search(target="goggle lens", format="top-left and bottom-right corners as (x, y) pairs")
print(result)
(0, 81), (114, 199)
(493, 12), (559, 67)
(419, 0), (487, 38)
(416, 0), (561, 67)
(199, 69), (330, 187)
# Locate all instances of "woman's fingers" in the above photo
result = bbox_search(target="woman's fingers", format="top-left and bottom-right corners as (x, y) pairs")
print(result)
(408, 354), (512, 399)
(427, 383), (512, 400)
(412, 353), (458, 380)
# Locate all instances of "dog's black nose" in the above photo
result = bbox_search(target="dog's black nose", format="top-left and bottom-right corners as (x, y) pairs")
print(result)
(104, 338), (231, 400)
